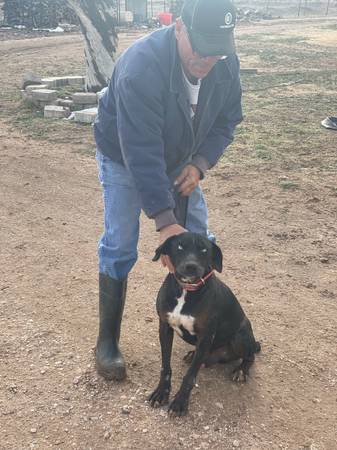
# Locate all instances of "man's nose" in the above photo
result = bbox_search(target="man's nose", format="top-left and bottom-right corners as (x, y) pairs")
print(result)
(201, 55), (221, 63)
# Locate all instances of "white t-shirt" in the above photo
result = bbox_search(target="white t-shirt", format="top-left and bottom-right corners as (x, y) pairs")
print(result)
(182, 68), (201, 119)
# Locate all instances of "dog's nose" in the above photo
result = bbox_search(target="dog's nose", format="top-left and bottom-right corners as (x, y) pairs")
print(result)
(184, 263), (199, 275)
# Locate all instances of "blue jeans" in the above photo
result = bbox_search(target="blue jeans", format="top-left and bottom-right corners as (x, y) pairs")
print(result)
(96, 150), (213, 280)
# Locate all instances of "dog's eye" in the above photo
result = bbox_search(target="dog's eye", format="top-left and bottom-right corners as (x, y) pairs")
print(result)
(178, 244), (184, 251)
(201, 248), (207, 253)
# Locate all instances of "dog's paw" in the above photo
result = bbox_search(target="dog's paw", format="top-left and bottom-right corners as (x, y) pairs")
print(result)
(168, 395), (189, 417)
(232, 367), (248, 383)
(183, 350), (195, 364)
(148, 385), (170, 408)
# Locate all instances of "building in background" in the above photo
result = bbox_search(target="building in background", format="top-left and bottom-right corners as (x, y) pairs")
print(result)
(117, 0), (184, 24)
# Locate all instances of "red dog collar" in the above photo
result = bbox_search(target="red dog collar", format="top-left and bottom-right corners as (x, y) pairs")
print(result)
(175, 270), (214, 292)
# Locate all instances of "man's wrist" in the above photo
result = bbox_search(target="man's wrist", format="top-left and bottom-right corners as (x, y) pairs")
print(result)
(190, 155), (210, 180)
(154, 209), (178, 231)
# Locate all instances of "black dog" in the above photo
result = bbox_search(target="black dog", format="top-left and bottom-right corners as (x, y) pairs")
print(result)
(148, 232), (260, 416)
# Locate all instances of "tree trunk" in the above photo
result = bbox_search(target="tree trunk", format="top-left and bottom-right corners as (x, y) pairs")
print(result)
(67, 0), (118, 92)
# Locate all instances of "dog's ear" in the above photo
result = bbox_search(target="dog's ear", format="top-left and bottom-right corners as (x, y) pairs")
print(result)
(211, 242), (223, 273)
(152, 235), (176, 262)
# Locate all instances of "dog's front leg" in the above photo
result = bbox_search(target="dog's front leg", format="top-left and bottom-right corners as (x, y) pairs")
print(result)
(168, 327), (215, 417)
(148, 319), (173, 407)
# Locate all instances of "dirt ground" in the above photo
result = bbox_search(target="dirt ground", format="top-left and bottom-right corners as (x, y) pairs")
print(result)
(1, 18), (337, 450)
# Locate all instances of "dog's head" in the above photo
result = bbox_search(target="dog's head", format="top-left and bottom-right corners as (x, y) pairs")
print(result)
(153, 232), (223, 284)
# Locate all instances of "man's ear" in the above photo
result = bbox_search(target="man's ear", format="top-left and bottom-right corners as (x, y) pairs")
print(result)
(152, 235), (176, 262)
(211, 242), (223, 273)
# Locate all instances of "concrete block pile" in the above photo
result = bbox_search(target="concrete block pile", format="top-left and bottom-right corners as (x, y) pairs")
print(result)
(21, 72), (98, 124)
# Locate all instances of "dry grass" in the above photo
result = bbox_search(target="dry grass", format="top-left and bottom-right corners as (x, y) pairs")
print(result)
(5, 21), (337, 169)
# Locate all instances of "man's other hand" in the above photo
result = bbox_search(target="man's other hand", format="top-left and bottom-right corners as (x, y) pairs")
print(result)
(159, 224), (186, 273)
(174, 165), (201, 196)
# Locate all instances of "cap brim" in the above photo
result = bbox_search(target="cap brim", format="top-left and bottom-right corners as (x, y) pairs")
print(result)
(188, 29), (235, 57)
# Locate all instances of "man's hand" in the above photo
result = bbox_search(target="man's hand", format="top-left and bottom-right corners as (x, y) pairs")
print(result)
(159, 224), (186, 273)
(174, 165), (201, 196)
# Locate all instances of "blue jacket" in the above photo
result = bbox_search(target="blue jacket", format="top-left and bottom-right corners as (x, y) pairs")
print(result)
(94, 25), (243, 223)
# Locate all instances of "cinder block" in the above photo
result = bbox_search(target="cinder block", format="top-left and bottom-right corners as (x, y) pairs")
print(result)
(74, 107), (97, 124)
(25, 84), (48, 93)
(57, 99), (74, 108)
(36, 100), (58, 109)
(67, 76), (85, 86)
(74, 103), (97, 111)
(44, 105), (71, 119)
(41, 77), (69, 88)
(31, 89), (58, 102)
(72, 92), (98, 105)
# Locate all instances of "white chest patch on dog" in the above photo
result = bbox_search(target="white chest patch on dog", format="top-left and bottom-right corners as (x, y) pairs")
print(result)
(167, 290), (196, 337)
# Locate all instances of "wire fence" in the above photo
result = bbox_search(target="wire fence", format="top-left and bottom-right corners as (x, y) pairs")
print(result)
(0, 0), (336, 29)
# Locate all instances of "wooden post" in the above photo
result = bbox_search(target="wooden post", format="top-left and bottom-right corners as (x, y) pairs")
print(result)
(297, 0), (302, 17)
(325, 0), (331, 15)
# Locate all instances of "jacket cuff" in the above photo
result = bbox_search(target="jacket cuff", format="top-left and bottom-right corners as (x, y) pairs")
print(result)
(154, 209), (178, 231)
(191, 155), (210, 179)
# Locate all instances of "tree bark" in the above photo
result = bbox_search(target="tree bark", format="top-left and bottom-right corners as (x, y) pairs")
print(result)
(67, 0), (118, 92)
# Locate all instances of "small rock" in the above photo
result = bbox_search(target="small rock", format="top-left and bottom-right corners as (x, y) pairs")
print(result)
(103, 430), (112, 440)
(30, 428), (37, 434)
(121, 405), (131, 415)
(312, 398), (320, 404)
(215, 402), (223, 409)
(307, 197), (320, 203)
(8, 383), (17, 393)
(233, 440), (240, 448)
(142, 428), (148, 433)
(203, 425), (210, 431)
(73, 376), (81, 385)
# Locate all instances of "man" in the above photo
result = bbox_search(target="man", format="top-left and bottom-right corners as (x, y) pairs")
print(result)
(93, 0), (243, 381)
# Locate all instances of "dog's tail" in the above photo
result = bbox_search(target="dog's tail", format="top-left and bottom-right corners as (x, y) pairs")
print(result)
(254, 341), (261, 353)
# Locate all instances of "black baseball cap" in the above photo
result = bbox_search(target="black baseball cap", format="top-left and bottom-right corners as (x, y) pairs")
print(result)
(181, 0), (237, 57)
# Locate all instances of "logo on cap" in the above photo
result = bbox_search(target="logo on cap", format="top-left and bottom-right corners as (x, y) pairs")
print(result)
(225, 12), (233, 26)
(220, 11), (234, 29)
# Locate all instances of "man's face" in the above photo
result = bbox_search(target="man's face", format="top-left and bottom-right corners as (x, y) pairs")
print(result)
(175, 18), (222, 80)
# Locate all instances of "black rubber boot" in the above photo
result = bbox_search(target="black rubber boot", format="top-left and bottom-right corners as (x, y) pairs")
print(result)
(95, 273), (127, 381)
